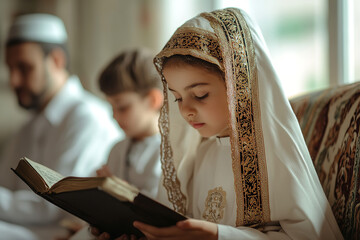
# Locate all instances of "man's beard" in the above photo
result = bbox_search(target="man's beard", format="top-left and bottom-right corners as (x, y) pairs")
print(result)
(16, 88), (43, 110)
(16, 69), (52, 111)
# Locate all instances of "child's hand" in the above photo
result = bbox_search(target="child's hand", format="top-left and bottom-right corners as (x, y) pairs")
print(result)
(96, 165), (113, 177)
(133, 218), (218, 240)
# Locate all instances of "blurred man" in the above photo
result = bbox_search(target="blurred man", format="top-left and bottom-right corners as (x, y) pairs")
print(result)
(0, 13), (122, 239)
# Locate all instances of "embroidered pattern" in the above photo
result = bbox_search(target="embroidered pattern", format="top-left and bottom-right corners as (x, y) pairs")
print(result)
(203, 187), (227, 223)
(157, 80), (187, 215)
(162, 29), (223, 64)
(203, 8), (270, 226)
(155, 28), (223, 73)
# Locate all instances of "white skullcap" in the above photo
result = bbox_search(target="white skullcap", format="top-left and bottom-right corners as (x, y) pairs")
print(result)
(7, 13), (67, 44)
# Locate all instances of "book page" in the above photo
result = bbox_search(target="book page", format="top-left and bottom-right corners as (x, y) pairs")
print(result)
(102, 176), (139, 202)
(26, 159), (64, 188)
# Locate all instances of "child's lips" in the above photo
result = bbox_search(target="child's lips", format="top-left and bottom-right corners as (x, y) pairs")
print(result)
(190, 122), (205, 129)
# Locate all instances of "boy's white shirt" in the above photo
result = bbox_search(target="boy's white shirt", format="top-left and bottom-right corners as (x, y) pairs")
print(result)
(106, 134), (162, 198)
(155, 8), (344, 240)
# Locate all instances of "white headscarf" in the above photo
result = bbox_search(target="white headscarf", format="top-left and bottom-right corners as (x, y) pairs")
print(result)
(154, 8), (343, 239)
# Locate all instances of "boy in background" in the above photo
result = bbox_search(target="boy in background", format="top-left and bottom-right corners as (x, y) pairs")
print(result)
(96, 48), (163, 198)
(68, 48), (163, 240)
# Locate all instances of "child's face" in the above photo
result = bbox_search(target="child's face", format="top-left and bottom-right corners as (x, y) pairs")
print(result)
(106, 92), (154, 140)
(163, 64), (230, 138)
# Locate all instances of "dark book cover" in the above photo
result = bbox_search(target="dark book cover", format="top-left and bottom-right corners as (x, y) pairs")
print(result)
(12, 169), (186, 238)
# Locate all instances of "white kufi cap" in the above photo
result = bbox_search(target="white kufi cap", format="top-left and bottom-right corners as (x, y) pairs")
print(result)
(7, 13), (67, 44)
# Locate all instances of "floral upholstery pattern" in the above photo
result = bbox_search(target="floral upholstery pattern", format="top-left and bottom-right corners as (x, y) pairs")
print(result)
(290, 82), (360, 240)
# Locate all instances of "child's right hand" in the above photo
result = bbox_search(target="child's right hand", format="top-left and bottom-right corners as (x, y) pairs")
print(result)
(96, 165), (113, 177)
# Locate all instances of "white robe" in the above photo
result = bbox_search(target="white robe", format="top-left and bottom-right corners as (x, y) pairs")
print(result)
(175, 136), (342, 240)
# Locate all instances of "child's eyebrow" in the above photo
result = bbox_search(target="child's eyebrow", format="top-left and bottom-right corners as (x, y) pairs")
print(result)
(185, 83), (209, 90)
(168, 83), (209, 92)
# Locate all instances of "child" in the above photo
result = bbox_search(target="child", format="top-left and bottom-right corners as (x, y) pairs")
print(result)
(69, 48), (163, 240)
(96, 48), (163, 198)
(94, 8), (343, 240)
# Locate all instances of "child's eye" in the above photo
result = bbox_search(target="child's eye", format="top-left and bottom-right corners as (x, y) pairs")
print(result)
(174, 98), (182, 102)
(195, 93), (209, 100)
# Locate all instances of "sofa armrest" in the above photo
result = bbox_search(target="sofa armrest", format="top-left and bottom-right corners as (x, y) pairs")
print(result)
(289, 82), (360, 239)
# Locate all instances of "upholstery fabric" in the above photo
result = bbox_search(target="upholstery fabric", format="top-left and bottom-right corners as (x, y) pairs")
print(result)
(290, 82), (360, 240)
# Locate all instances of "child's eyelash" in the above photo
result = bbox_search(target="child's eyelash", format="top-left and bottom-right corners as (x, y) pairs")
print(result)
(174, 93), (209, 102)
(195, 93), (209, 100)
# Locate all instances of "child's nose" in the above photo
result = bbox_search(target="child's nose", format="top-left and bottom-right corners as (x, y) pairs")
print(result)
(180, 101), (196, 118)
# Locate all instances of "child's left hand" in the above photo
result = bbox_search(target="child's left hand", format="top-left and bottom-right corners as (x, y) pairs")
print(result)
(133, 218), (218, 240)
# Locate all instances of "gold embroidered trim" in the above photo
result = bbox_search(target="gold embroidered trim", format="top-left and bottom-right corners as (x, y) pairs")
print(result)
(157, 75), (187, 215)
(203, 8), (270, 226)
(203, 187), (227, 223)
(155, 28), (223, 72)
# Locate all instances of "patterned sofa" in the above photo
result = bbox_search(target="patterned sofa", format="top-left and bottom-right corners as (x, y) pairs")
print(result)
(290, 82), (360, 240)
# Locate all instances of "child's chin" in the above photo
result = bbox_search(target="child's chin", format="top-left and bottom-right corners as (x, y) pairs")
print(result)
(199, 131), (229, 138)
(198, 131), (216, 138)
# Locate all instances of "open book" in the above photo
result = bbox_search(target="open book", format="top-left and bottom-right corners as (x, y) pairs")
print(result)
(12, 157), (186, 237)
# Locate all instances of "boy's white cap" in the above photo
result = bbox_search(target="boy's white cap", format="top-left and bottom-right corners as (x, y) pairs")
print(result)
(7, 13), (67, 44)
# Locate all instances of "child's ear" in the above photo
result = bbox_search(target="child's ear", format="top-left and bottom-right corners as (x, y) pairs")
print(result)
(147, 89), (164, 110)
